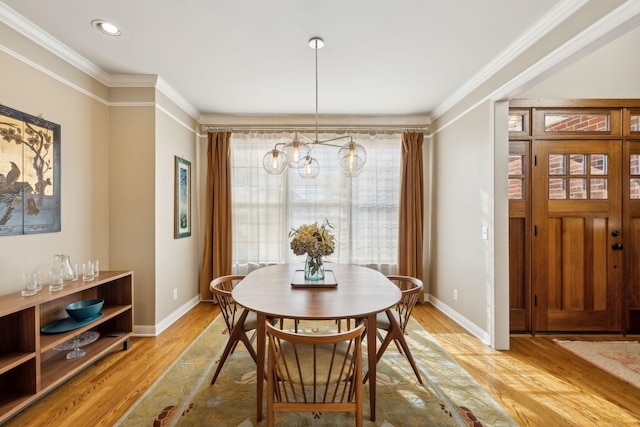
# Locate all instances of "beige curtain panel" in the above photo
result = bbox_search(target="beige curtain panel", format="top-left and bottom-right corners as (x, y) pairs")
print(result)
(398, 131), (424, 301)
(200, 131), (233, 300)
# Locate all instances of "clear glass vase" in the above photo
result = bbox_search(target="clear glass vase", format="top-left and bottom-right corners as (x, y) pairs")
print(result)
(53, 254), (75, 282)
(304, 256), (325, 281)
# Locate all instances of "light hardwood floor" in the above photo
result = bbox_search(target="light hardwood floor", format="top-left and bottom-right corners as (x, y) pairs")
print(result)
(5, 302), (640, 426)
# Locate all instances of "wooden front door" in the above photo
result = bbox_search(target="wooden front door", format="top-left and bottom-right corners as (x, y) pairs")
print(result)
(624, 139), (640, 331)
(531, 139), (623, 331)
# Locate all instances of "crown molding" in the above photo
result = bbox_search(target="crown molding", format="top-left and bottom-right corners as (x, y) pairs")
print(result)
(493, 0), (640, 102)
(0, 2), (111, 85)
(431, 0), (589, 120)
(199, 113), (430, 129)
(0, 3), (200, 120)
(430, 0), (640, 135)
(106, 75), (199, 119)
(156, 76), (200, 120)
(109, 74), (159, 88)
(5, 0), (634, 127)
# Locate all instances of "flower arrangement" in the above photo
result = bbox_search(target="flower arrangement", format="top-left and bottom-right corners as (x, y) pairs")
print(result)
(289, 220), (335, 259)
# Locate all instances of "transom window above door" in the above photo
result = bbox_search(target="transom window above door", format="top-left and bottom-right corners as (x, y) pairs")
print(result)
(544, 113), (610, 132)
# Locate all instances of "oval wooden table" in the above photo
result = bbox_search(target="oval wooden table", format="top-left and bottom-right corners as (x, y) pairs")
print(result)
(232, 263), (402, 422)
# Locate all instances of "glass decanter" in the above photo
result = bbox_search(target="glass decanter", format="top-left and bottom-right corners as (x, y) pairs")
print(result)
(53, 254), (75, 282)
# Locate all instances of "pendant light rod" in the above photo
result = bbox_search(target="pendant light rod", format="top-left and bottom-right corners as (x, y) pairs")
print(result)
(310, 37), (323, 144)
(262, 36), (370, 178)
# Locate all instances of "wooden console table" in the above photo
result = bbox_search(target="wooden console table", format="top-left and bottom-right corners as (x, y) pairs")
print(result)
(0, 271), (134, 423)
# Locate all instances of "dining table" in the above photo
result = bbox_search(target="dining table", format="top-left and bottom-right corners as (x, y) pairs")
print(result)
(231, 262), (402, 422)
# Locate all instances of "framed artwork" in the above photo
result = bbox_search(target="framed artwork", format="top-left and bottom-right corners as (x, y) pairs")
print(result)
(174, 156), (191, 238)
(0, 105), (61, 236)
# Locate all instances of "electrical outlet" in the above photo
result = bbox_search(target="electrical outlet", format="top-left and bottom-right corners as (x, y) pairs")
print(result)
(173, 288), (178, 300)
(453, 289), (458, 301)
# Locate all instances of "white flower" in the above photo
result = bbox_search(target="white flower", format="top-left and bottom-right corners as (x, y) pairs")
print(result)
(289, 220), (335, 259)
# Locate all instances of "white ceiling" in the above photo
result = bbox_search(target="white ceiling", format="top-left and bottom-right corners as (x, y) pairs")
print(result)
(0, 0), (575, 118)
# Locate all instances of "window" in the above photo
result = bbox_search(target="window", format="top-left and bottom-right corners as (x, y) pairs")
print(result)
(631, 154), (640, 199)
(544, 113), (609, 132)
(630, 114), (640, 132)
(231, 132), (401, 275)
(548, 153), (608, 200)
(508, 110), (530, 135)
(508, 154), (524, 199)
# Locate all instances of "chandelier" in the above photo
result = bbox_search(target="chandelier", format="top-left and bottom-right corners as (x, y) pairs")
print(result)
(263, 37), (366, 178)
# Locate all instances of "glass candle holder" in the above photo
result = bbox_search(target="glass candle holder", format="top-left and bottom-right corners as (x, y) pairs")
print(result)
(83, 262), (95, 282)
(48, 268), (64, 292)
(21, 272), (38, 297)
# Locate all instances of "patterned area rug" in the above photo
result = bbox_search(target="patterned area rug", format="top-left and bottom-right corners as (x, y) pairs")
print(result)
(116, 316), (517, 426)
(554, 340), (640, 389)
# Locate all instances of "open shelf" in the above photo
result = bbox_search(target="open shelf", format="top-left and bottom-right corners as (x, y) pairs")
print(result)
(0, 271), (133, 424)
(0, 353), (36, 376)
(0, 393), (34, 424)
(41, 331), (131, 391)
(40, 304), (132, 352)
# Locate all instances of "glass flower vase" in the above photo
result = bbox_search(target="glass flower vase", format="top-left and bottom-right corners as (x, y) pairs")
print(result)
(304, 255), (325, 281)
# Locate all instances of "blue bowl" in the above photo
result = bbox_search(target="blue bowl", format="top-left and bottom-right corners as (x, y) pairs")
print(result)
(65, 299), (104, 320)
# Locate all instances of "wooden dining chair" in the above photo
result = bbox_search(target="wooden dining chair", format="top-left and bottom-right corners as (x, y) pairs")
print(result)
(364, 275), (424, 384)
(209, 275), (258, 385)
(265, 319), (365, 427)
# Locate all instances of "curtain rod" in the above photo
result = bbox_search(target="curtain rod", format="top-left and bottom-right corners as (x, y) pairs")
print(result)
(201, 125), (430, 134)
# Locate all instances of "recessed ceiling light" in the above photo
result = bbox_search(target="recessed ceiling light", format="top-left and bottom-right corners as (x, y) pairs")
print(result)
(92, 19), (121, 36)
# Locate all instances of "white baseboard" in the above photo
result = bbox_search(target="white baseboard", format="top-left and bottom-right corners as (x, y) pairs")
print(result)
(426, 294), (491, 346)
(132, 292), (490, 344)
(133, 295), (201, 337)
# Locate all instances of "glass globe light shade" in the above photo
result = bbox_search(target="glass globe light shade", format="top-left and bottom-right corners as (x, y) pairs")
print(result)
(338, 141), (366, 176)
(263, 148), (288, 174)
(283, 137), (310, 168)
(345, 166), (363, 177)
(299, 155), (320, 179)
(339, 153), (365, 176)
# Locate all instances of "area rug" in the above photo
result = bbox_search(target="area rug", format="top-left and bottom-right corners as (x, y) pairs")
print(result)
(554, 339), (640, 389)
(115, 316), (517, 426)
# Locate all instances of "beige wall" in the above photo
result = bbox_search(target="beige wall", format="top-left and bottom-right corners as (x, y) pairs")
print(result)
(0, 23), (200, 331)
(154, 93), (199, 322)
(0, 41), (110, 293)
(431, 101), (495, 331)
(108, 106), (156, 326)
(428, 1), (637, 349)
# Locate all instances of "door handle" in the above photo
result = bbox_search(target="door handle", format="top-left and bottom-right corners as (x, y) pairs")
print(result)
(611, 243), (623, 250)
